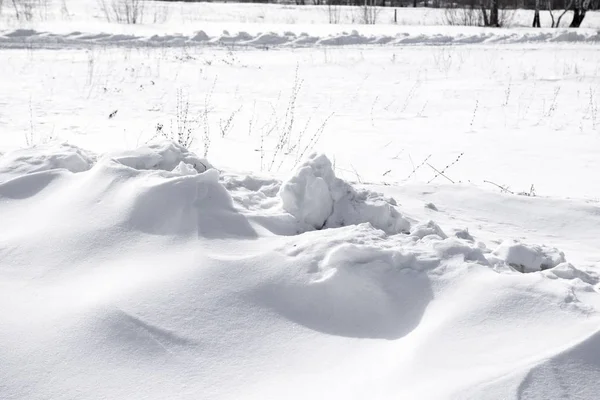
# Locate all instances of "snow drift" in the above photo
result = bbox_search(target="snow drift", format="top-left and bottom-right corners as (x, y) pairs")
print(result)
(0, 142), (599, 400)
(2, 27), (600, 49)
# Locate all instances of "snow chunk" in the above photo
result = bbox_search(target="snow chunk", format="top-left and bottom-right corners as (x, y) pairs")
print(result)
(279, 153), (410, 234)
(432, 238), (488, 264)
(425, 202), (438, 211)
(454, 228), (475, 242)
(171, 162), (197, 176)
(410, 220), (447, 239)
(543, 263), (598, 285)
(0, 142), (95, 182)
(190, 31), (209, 42)
(491, 239), (566, 273)
(109, 141), (211, 173)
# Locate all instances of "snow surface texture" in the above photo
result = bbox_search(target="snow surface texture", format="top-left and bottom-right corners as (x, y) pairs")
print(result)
(1, 142), (599, 399)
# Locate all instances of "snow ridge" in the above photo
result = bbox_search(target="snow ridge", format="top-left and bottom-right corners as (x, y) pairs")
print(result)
(1, 28), (599, 49)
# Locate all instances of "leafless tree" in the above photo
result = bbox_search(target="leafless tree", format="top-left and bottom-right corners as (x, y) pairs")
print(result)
(547, 0), (555, 27)
(532, 0), (541, 27)
(569, 0), (591, 27)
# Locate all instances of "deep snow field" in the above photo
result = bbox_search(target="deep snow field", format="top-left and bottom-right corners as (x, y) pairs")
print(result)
(1, 1), (600, 399)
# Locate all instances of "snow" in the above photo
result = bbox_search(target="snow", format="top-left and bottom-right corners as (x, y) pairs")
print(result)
(2, 26), (600, 48)
(108, 141), (212, 173)
(280, 152), (410, 233)
(491, 239), (567, 273)
(1, 0), (600, 399)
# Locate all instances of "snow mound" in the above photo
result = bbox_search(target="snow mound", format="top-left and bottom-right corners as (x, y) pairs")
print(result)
(89, 158), (249, 238)
(2, 27), (600, 49)
(490, 239), (567, 273)
(258, 238), (433, 339)
(279, 153), (410, 234)
(0, 142), (95, 183)
(410, 220), (447, 239)
(108, 141), (212, 174)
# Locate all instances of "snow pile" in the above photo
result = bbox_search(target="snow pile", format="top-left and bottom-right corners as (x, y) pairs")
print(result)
(0, 142), (95, 183)
(108, 141), (212, 173)
(2, 27), (600, 49)
(543, 262), (598, 285)
(410, 220), (448, 239)
(279, 153), (410, 234)
(490, 239), (567, 273)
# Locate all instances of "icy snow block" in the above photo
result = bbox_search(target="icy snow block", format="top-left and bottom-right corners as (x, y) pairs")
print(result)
(279, 153), (410, 234)
(492, 239), (566, 273)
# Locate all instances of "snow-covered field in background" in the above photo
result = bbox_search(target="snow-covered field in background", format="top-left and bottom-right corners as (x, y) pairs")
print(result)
(1, 1), (600, 399)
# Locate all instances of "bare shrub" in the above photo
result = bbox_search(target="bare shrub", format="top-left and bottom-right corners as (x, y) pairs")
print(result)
(444, 2), (514, 27)
(97, 0), (145, 24)
(326, 0), (342, 24)
(60, 0), (69, 19)
(151, 3), (169, 24)
(498, 7), (515, 27)
(360, 0), (380, 25)
(10, 0), (49, 22)
(352, 1), (379, 25)
(443, 7), (483, 26)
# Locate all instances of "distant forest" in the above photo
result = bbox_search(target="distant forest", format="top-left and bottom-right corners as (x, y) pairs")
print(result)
(155, 0), (600, 11)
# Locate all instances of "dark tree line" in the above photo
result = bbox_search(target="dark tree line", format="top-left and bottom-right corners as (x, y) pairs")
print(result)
(157, 0), (600, 27)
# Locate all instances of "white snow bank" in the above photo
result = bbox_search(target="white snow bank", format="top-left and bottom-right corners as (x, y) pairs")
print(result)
(279, 153), (410, 234)
(490, 239), (567, 273)
(0, 142), (95, 183)
(1, 27), (599, 49)
(108, 141), (212, 173)
(0, 141), (212, 185)
(1, 141), (599, 399)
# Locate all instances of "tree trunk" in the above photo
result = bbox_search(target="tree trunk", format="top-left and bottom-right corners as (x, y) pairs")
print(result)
(533, 0), (541, 26)
(569, 0), (589, 27)
(533, 10), (541, 26)
(413, 0), (417, 7)
(480, 0), (489, 26)
(556, 2), (572, 27)
(490, 0), (499, 26)
(548, 0), (555, 27)
(11, 0), (20, 19)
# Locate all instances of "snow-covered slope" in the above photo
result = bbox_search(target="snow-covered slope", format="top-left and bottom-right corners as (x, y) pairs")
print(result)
(1, 142), (598, 399)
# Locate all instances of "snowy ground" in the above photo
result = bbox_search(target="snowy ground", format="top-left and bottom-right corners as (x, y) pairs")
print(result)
(1, 1), (600, 399)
